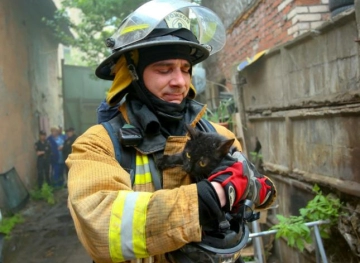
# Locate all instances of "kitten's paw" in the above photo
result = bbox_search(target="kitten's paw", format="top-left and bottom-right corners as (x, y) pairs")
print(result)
(156, 156), (167, 170)
(156, 155), (179, 170)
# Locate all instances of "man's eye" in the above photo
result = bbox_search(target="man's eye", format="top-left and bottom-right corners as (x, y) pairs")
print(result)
(158, 68), (171, 74)
(186, 152), (191, 159)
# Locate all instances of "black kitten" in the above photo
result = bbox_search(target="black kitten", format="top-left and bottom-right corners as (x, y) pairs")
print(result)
(157, 124), (235, 182)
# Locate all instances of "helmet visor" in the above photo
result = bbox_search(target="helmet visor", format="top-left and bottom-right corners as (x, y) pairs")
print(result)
(111, 0), (225, 55)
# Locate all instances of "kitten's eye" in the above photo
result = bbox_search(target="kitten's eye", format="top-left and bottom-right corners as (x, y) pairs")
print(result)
(199, 160), (206, 167)
(186, 152), (191, 159)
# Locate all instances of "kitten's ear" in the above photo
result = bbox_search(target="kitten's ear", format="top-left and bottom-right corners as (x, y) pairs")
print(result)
(185, 124), (198, 139)
(217, 138), (235, 156)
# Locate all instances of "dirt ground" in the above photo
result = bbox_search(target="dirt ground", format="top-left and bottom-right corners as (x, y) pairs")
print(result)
(2, 188), (92, 263)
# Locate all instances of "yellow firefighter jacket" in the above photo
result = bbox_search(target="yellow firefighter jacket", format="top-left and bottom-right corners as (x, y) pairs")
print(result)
(66, 102), (243, 263)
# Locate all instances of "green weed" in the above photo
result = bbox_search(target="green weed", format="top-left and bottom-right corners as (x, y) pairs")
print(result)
(0, 214), (24, 238)
(242, 256), (255, 261)
(270, 184), (343, 251)
(30, 183), (55, 205)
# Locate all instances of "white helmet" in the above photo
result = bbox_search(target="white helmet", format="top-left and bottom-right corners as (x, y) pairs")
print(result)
(95, 0), (226, 80)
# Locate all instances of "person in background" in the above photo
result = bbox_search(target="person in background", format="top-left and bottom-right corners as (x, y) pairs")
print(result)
(48, 127), (64, 187)
(58, 126), (67, 141)
(34, 130), (51, 188)
(62, 127), (77, 185)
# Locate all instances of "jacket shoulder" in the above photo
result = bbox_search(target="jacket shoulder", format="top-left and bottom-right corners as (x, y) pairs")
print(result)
(78, 124), (111, 142)
(210, 122), (243, 151)
(74, 124), (115, 154)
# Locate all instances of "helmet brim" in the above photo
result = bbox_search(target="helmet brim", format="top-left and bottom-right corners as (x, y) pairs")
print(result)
(95, 39), (210, 80)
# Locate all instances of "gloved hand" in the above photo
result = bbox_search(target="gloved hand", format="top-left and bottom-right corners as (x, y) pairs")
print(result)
(208, 151), (276, 213)
(197, 180), (229, 231)
(207, 155), (247, 213)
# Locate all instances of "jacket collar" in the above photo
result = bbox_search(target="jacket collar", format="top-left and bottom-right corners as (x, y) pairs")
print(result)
(121, 99), (206, 155)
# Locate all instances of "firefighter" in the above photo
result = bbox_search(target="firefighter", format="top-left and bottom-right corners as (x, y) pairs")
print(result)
(66, 1), (276, 262)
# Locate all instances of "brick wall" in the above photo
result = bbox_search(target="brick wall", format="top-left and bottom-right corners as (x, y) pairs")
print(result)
(203, 0), (330, 91)
(287, 0), (330, 37)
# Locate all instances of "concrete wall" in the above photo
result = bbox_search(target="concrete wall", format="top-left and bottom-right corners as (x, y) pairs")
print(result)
(0, 0), (62, 210)
(234, 10), (359, 262)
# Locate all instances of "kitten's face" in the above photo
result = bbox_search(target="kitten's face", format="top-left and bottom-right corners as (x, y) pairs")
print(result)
(182, 125), (234, 181)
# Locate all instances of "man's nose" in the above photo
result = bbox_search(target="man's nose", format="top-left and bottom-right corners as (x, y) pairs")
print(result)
(170, 68), (187, 86)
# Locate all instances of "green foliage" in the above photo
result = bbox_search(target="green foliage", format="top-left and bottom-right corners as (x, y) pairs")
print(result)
(0, 214), (24, 238)
(30, 183), (55, 205)
(270, 184), (342, 251)
(250, 151), (262, 162)
(242, 256), (255, 261)
(300, 184), (341, 224)
(204, 98), (235, 124)
(272, 215), (312, 251)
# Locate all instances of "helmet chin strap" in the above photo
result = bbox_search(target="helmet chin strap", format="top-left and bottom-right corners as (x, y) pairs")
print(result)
(124, 52), (155, 111)
(124, 52), (186, 121)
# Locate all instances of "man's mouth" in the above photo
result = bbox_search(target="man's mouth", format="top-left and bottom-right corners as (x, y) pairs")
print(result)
(163, 93), (183, 103)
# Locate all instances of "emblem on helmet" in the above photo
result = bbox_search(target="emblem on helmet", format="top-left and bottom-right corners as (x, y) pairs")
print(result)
(165, 11), (191, 29)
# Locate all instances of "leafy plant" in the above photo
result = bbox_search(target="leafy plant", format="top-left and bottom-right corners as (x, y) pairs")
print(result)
(301, 184), (341, 224)
(270, 184), (343, 251)
(249, 151), (262, 162)
(272, 215), (312, 251)
(205, 98), (235, 124)
(30, 183), (55, 205)
(0, 214), (24, 238)
(242, 256), (255, 261)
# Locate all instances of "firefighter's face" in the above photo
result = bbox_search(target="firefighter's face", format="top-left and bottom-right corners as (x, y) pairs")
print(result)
(142, 59), (191, 104)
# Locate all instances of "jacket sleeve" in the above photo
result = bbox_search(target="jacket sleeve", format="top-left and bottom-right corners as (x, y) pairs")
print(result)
(66, 124), (201, 263)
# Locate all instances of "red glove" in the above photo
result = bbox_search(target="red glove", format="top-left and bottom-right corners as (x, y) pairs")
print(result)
(255, 177), (275, 209)
(208, 152), (276, 212)
(208, 161), (247, 212)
